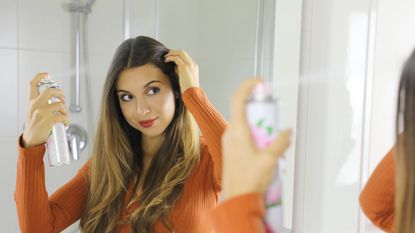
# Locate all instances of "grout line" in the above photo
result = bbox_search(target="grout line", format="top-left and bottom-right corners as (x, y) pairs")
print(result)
(9, 47), (71, 54)
(0, 47), (19, 51)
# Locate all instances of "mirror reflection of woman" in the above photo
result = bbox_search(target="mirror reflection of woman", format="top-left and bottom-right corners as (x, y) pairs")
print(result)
(360, 49), (415, 233)
(15, 36), (227, 233)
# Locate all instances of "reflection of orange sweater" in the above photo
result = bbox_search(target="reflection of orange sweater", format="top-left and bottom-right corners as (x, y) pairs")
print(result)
(360, 147), (396, 233)
(212, 193), (266, 233)
(14, 87), (228, 233)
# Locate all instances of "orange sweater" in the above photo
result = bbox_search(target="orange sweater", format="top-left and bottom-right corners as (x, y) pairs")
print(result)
(14, 87), (228, 233)
(359, 146), (396, 233)
(212, 193), (266, 233)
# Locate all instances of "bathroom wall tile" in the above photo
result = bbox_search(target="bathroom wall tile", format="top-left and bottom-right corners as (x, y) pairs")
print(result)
(196, 0), (232, 61)
(0, 0), (17, 48)
(88, 54), (111, 122)
(199, 58), (254, 120)
(129, 0), (157, 38)
(87, 0), (123, 56)
(158, 0), (198, 57)
(226, 0), (258, 60)
(197, 0), (257, 61)
(196, 16), (231, 62)
(0, 49), (18, 137)
(18, 0), (69, 52)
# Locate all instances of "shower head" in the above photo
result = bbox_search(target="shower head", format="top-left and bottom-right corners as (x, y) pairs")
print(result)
(63, 0), (96, 13)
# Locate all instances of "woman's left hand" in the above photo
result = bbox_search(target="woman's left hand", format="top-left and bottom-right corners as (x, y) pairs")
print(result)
(164, 50), (200, 93)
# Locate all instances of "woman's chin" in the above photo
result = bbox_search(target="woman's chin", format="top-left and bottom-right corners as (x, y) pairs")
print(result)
(139, 127), (165, 138)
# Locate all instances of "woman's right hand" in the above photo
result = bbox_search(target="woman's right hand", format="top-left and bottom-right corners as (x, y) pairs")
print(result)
(22, 73), (69, 148)
(221, 79), (291, 201)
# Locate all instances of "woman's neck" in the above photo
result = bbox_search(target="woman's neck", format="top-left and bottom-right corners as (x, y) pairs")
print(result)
(142, 134), (164, 160)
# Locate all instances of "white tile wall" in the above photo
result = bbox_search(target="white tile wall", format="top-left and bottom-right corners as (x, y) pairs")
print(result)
(18, 0), (69, 52)
(129, 0), (157, 38)
(196, 15), (233, 61)
(0, 49), (18, 137)
(0, 0), (17, 48)
(199, 58), (254, 120)
(87, 54), (111, 122)
(196, 0), (231, 60)
(158, 0), (198, 57)
(223, 0), (258, 61)
(87, 0), (123, 56)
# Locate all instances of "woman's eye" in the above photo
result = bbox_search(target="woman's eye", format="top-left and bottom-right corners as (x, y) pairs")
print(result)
(147, 87), (160, 96)
(119, 94), (133, 102)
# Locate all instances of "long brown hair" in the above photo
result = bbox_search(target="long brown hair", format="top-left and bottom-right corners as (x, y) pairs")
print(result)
(395, 49), (415, 233)
(80, 36), (200, 233)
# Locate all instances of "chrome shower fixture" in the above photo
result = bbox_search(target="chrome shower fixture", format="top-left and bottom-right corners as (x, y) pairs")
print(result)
(63, 0), (96, 14)
(63, 0), (96, 113)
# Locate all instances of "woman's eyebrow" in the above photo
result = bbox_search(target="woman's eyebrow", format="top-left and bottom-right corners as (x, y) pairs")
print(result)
(116, 89), (130, 94)
(144, 80), (161, 88)
(116, 80), (162, 93)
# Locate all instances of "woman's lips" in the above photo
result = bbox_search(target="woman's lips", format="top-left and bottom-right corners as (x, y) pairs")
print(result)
(139, 118), (157, 128)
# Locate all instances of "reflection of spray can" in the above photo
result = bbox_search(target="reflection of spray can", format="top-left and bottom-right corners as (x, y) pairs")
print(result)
(246, 82), (284, 233)
(38, 78), (71, 167)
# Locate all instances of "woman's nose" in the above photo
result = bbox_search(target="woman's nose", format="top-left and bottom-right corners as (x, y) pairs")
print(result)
(136, 99), (150, 116)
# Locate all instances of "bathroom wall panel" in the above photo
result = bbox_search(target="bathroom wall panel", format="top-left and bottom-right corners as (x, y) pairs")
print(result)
(0, 0), (17, 48)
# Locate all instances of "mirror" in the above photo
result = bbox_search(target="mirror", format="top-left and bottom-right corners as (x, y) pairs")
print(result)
(0, 0), (302, 231)
(73, 0), (303, 231)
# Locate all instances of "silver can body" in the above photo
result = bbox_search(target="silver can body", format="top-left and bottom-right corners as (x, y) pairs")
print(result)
(38, 80), (71, 167)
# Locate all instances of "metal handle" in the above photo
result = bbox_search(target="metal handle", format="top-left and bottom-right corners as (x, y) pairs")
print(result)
(69, 135), (80, 160)
(66, 124), (87, 160)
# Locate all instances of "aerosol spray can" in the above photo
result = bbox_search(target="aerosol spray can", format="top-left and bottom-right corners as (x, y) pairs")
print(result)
(38, 78), (71, 167)
(246, 82), (284, 233)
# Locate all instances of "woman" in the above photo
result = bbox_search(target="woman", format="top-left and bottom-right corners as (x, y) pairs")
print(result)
(360, 49), (415, 233)
(15, 36), (227, 233)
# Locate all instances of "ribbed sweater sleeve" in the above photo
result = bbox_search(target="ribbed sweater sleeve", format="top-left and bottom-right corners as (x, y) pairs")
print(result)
(212, 193), (265, 233)
(14, 135), (90, 233)
(360, 146), (395, 233)
(182, 87), (228, 190)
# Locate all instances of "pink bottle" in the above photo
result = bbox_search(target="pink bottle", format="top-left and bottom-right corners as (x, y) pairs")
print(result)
(246, 82), (284, 233)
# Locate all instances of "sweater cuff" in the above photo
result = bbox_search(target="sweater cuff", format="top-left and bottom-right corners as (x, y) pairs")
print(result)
(17, 134), (46, 167)
(212, 193), (265, 232)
